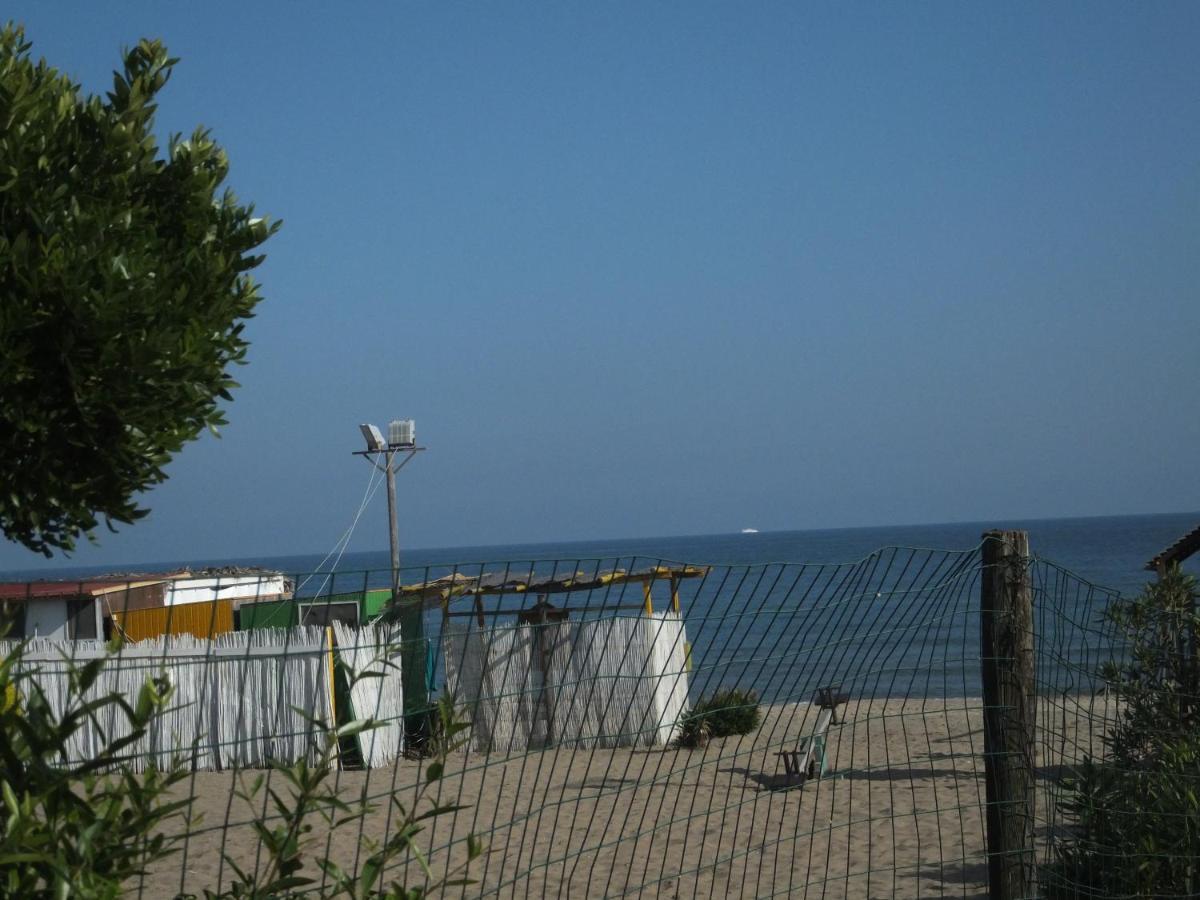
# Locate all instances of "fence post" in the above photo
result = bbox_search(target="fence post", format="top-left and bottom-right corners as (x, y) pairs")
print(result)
(981, 530), (1036, 899)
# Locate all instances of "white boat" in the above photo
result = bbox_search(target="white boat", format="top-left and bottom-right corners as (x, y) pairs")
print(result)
(740, 528), (759, 534)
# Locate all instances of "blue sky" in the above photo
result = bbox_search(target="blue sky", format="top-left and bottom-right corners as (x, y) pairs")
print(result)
(3, 3), (1198, 571)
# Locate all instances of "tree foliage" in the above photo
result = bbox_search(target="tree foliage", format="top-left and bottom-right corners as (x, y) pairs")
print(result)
(0, 24), (278, 555)
(1042, 568), (1200, 898)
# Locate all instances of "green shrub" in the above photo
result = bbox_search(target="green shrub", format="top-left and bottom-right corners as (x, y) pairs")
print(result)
(1041, 568), (1200, 899)
(213, 695), (482, 899)
(677, 688), (761, 748)
(0, 636), (192, 898)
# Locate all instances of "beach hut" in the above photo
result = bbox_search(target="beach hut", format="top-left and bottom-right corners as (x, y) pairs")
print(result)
(433, 565), (705, 752)
(0, 578), (148, 641)
(0, 569), (288, 643)
(105, 569), (288, 641)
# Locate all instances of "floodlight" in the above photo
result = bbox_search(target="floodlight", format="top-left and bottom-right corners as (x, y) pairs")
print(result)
(359, 423), (386, 452)
(388, 419), (415, 448)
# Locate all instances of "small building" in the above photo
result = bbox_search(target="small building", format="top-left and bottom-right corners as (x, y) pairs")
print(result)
(0, 578), (147, 641)
(0, 568), (289, 642)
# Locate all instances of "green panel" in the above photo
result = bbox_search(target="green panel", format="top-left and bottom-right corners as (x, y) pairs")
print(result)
(238, 598), (298, 630)
(390, 600), (431, 740)
(303, 589), (392, 620)
(362, 589), (391, 618)
(240, 589), (391, 631)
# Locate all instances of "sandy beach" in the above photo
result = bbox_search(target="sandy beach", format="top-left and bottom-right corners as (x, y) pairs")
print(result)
(138, 695), (1112, 899)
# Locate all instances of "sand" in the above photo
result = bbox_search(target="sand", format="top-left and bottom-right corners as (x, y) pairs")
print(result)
(135, 695), (1113, 899)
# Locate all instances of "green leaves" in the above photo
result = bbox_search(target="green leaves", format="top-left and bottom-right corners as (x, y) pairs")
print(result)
(0, 601), (486, 896)
(1042, 568), (1200, 898)
(0, 642), (191, 897)
(676, 687), (761, 748)
(218, 695), (486, 898)
(0, 24), (280, 555)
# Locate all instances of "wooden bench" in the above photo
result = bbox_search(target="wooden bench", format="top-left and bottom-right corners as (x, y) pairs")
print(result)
(776, 687), (850, 784)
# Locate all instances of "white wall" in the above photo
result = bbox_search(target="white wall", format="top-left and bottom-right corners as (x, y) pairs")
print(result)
(23, 598), (69, 640)
(164, 575), (288, 607)
(443, 612), (690, 752)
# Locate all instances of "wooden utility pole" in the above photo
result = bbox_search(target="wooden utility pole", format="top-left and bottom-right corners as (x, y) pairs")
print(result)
(385, 447), (401, 595)
(354, 424), (426, 743)
(980, 530), (1036, 900)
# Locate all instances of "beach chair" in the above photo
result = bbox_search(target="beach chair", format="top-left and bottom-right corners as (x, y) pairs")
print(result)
(776, 687), (850, 784)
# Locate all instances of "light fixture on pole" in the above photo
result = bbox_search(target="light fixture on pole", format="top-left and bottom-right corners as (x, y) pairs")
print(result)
(353, 419), (424, 596)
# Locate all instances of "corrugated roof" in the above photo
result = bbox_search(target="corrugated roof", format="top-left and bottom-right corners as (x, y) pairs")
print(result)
(0, 578), (140, 600)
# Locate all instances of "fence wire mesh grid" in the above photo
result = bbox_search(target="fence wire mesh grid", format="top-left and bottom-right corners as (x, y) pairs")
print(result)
(0, 540), (1181, 898)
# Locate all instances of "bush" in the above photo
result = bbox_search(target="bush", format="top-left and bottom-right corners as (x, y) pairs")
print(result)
(677, 688), (761, 748)
(213, 695), (482, 899)
(0, 635), (192, 897)
(1041, 568), (1200, 899)
(0, 627), (482, 898)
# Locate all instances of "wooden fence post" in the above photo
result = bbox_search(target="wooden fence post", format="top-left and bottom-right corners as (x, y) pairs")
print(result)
(981, 530), (1036, 900)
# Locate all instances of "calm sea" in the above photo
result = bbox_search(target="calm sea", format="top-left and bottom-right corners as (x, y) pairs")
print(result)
(5, 512), (1197, 698)
(10, 511), (1191, 595)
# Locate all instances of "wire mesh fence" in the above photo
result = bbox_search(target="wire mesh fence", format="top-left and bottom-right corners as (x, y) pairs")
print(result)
(0, 539), (1187, 898)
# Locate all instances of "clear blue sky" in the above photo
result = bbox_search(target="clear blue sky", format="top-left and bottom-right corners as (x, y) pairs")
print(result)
(3, 2), (1198, 571)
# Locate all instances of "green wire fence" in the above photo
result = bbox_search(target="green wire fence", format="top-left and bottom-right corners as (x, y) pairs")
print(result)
(1, 533), (1187, 898)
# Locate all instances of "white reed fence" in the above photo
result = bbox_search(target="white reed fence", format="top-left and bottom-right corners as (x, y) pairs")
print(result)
(2, 624), (406, 771)
(331, 620), (404, 767)
(442, 612), (690, 752)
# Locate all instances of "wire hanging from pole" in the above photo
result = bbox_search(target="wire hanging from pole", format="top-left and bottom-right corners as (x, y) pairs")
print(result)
(296, 461), (386, 595)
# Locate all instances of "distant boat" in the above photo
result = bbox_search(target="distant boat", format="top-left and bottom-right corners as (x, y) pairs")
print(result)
(741, 528), (759, 534)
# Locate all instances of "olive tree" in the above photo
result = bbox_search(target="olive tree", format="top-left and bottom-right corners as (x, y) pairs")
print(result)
(0, 25), (278, 555)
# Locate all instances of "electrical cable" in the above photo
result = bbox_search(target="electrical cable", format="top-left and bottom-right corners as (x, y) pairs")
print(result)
(296, 460), (386, 596)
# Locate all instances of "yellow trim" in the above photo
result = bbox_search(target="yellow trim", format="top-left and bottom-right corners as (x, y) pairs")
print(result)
(90, 580), (166, 595)
(642, 582), (653, 615)
(326, 625), (337, 727)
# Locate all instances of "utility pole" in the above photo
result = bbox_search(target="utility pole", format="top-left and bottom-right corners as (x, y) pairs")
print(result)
(355, 420), (427, 744)
(356, 421), (423, 591)
(384, 445), (401, 594)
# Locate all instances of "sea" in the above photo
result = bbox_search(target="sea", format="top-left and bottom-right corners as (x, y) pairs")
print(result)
(4, 511), (1197, 699)
(5, 511), (1195, 596)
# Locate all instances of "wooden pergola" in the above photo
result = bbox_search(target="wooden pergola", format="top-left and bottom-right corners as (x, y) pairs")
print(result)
(1145, 523), (1200, 576)
(389, 564), (708, 625)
